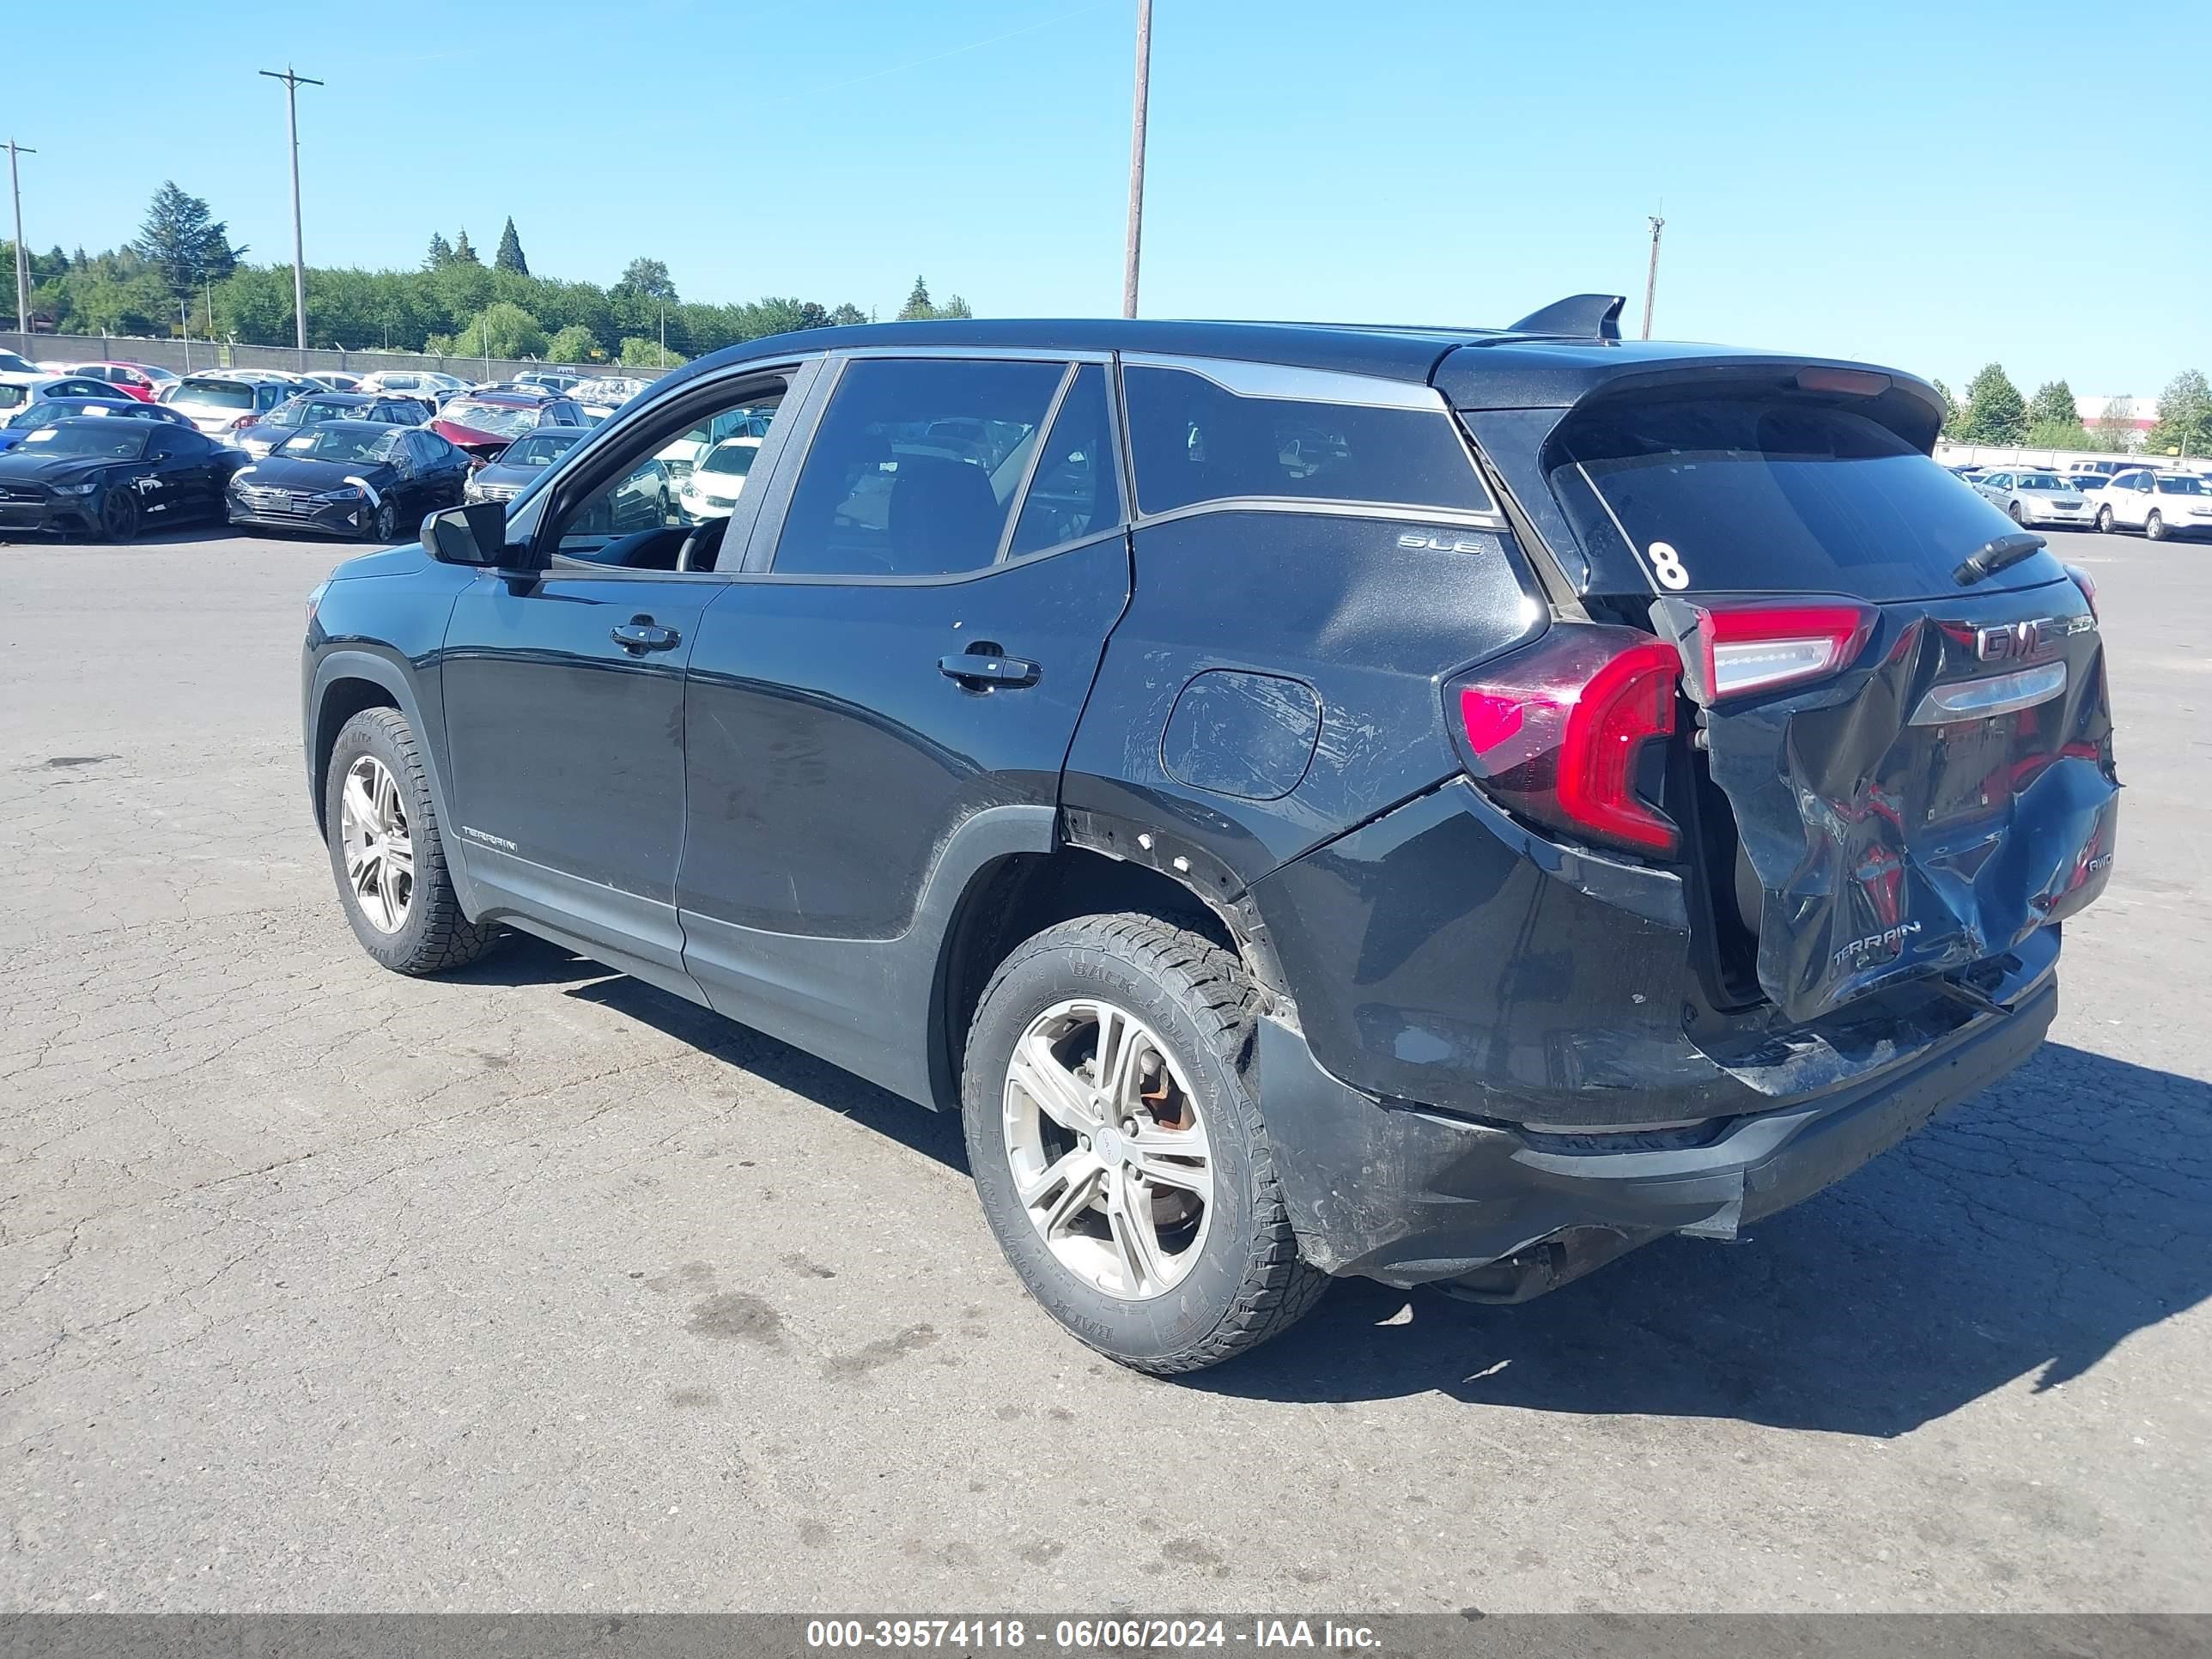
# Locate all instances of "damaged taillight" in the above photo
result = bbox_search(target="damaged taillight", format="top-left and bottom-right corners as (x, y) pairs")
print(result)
(1682, 601), (1876, 703)
(1453, 625), (1681, 857)
(2063, 562), (2099, 619)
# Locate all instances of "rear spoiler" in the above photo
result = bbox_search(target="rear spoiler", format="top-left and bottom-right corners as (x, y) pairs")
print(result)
(1505, 294), (1626, 342)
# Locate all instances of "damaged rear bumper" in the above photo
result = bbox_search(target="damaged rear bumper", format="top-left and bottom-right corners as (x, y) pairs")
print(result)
(1255, 963), (2057, 1296)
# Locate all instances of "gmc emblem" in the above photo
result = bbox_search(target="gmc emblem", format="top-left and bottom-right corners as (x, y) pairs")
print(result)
(1975, 613), (2094, 664)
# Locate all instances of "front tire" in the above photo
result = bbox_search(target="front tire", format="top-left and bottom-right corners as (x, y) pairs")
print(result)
(961, 914), (1328, 1375)
(323, 707), (498, 975)
(97, 486), (141, 544)
(366, 497), (401, 542)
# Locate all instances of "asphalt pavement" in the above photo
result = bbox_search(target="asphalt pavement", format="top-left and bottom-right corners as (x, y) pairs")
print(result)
(1, 524), (2206, 1612)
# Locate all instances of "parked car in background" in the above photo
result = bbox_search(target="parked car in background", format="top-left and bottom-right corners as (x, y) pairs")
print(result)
(65, 362), (180, 403)
(461, 424), (589, 507)
(655, 404), (776, 485)
(429, 389), (589, 462)
(2092, 468), (2212, 539)
(2066, 459), (2136, 481)
(301, 373), (366, 393)
(0, 372), (137, 427)
(356, 369), (468, 402)
(677, 434), (762, 520)
(571, 376), (650, 421)
(513, 370), (581, 393)
(234, 392), (433, 459)
(0, 348), (40, 375)
(0, 416), (243, 540)
(1972, 468), (2094, 528)
(0, 395), (198, 453)
(228, 421), (472, 540)
(167, 371), (317, 437)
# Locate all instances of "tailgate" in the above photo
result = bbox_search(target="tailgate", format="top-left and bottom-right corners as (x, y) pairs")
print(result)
(1534, 377), (2120, 1023)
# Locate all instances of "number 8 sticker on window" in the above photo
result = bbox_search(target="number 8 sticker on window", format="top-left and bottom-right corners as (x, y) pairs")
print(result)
(1648, 540), (1690, 590)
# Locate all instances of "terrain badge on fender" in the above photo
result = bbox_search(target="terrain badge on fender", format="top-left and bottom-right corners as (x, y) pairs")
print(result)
(460, 824), (517, 852)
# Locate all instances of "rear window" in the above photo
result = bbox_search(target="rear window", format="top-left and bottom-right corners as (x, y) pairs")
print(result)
(1550, 396), (2068, 602)
(1124, 365), (1490, 516)
(178, 380), (256, 410)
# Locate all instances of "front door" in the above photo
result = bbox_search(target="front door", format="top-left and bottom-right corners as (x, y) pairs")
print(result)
(675, 356), (1131, 1099)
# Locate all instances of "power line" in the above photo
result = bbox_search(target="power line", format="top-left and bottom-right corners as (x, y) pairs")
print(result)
(1121, 0), (1152, 319)
(5, 138), (33, 341)
(259, 67), (323, 358)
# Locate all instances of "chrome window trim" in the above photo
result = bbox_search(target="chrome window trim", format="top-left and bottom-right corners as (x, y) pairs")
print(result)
(1120, 351), (1446, 413)
(1129, 496), (1508, 533)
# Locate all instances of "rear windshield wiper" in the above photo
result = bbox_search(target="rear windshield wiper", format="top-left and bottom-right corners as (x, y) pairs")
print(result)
(1954, 531), (2046, 586)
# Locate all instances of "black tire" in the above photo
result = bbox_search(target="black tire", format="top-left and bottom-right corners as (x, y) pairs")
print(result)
(322, 707), (499, 975)
(2146, 510), (2166, 543)
(2095, 505), (2114, 533)
(2006, 498), (2023, 524)
(367, 496), (401, 542)
(97, 486), (141, 544)
(961, 914), (1328, 1375)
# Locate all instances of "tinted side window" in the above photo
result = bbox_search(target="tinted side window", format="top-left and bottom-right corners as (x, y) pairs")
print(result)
(1009, 364), (1122, 556)
(1123, 365), (1489, 516)
(775, 357), (1066, 578)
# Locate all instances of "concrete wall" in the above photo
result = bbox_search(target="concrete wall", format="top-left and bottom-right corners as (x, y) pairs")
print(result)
(1, 330), (669, 386)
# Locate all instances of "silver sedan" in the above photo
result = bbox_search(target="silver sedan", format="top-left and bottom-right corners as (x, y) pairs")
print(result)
(1972, 468), (2095, 529)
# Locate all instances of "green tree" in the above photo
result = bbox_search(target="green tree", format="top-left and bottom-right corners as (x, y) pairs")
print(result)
(896, 275), (935, 320)
(424, 231), (453, 270)
(1931, 379), (1965, 440)
(616, 257), (678, 301)
(494, 216), (529, 276)
(827, 302), (866, 327)
(935, 293), (973, 319)
(545, 322), (599, 363)
(618, 334), (686, 368)
(453, 300), (547, 360)
(453, 228), (481, 265)
(2027, 380), (2081, 430)
(131, 181), (242, 300)
(2145, 369), (2212, 459)
(1959, 363), (2028, 446)
(2089, 396), (2137, 453)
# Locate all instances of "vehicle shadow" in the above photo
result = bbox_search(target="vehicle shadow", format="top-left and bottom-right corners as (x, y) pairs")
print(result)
(457, 933), (969, 1172)
(445, 933), (2209, 1435)
(1193, 1041), (2212, 1435)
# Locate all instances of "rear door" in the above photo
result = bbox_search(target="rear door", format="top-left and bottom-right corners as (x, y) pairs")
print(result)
(673, 354), (1131, 1084)
(1538, 385), (2118, 1023)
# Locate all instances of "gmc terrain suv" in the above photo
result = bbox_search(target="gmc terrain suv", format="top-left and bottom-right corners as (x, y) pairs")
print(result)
(301, 296), (2118, 1374)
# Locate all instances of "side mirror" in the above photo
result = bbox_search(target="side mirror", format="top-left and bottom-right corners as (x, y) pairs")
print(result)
(425, 502), (514, 567)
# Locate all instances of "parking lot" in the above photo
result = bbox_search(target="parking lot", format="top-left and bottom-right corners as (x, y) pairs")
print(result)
(1, 525), (2206, 1612)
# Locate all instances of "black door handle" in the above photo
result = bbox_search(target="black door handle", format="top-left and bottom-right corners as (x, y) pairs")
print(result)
(939, 651), (1039, 689)
(611, 618), (681, 653)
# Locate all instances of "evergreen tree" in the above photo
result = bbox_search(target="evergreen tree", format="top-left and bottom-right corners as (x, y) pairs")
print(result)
(2027, 380), (2081, 430)
(1959, 363), (2028, 446)
(494, 216), (529, 276)
(424, 231), (454, 270)
(1931, 379), (1965, 440)
(453, 228), (481, 264)
(896, 276), (934, 320)
(131, 181), (242, 299)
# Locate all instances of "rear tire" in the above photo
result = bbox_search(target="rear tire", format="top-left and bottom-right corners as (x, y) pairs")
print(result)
(323, 707), (499, 975)
(2147, 510), (2166, 542)
(2095, 504), (2114, 533)
(961, 913), (1328, 1375)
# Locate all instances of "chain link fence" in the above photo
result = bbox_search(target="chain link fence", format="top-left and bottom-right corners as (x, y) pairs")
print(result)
(2, 329), (672, 387)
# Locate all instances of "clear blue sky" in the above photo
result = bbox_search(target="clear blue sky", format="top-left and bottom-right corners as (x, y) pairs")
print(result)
(15, 0), (2209, 397)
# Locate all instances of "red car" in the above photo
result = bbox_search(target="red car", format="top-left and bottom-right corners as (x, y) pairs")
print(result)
(428, 389), (590, 464)
(67, 362), (179, 404)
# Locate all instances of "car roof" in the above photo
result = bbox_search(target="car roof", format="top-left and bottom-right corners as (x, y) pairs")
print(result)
(511, 423), (592, 438)
(664, 313), (1944, 439)
(282, 419), (395, 437)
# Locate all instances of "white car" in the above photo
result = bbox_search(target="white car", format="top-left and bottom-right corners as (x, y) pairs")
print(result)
(164, 372), (318, 436)
(1970, 468), (2094, 529)
(356, 369), (469, 401)
(2088, 467), (2212, 541)
(0, 370), (134, 424)
(571, 376), (651, 421)
(678, 436), (763, 520)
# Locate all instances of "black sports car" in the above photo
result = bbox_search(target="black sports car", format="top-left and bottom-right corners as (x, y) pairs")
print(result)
(226, 422), (473, 540)
(0, 418), (244, 541)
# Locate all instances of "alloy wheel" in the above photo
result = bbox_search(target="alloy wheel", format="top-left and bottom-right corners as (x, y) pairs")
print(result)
(338, 755), (415, 933)
(100, 487), (139, 543)
(1001, 998), (1214, 1301)
(2147, 512), (2166, 542)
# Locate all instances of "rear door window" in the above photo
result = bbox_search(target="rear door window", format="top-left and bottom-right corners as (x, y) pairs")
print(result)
(1550, 396), (2068, 601)
(1008, 363), (1122, 556)
(773, 357), (1065, 579)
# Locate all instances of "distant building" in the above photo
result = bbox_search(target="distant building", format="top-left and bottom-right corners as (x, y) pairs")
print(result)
(2076, 394), (2158, 434)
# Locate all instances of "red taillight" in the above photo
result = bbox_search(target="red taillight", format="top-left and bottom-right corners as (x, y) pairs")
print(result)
(233, 413), (258, 430)
(2063, 562), (2099, 619)
(1685, 601), (1875, 704)
(1454, 624), (1681, 857)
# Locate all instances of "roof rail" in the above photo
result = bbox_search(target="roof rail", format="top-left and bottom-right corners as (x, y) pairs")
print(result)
(1506, 294), (1626, 342)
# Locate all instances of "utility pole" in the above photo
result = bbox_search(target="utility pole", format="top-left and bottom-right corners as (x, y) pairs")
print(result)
(1121, 0), (1152, 319)
(5, 138), (33, 343)
(259, 67), (322, 358)
(1640, 211), (1664, 341)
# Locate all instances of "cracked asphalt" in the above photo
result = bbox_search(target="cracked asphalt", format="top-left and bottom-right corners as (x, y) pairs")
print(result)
(1, 526), (2206, 1613)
